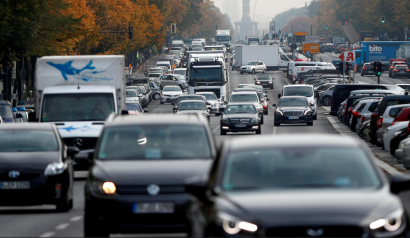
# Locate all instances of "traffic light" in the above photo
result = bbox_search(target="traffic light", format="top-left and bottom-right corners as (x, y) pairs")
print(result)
(381, 16), (385, 24)
(345, 21), (348, 25)
(338, 62), (344, 74)
(376, 62), (382, 76)
(128, 26), (133, 40)
(171, 23), (176, 33)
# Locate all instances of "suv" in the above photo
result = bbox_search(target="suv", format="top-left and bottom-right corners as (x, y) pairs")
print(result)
(392, 65), (410, 78)
(84, 114), (216, 237)
(159, 74), (187, 90)
(389, 59), (407, 77)
(280, 85), (317, 120)
(0, 100), (15, 123)
(239, 61), (267, 74)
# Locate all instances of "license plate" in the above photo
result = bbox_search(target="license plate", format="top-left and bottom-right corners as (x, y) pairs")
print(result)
(368, 70), (373, 73)
(133, 203), (175, 214)
(0, 181), (30, 189)
(235, 124), (246, 127)
(289, 116), (299, 120)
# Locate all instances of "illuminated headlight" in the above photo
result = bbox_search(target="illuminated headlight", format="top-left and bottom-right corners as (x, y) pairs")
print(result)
(256, 81), (261, 84)
(269, 81), (273, 84)
(217, 212), (258, 235)
(369, 209), (406, 236)
(91, 180), (117, 195)
(44, 162), (67, 176)
(276, 110), (283, 116)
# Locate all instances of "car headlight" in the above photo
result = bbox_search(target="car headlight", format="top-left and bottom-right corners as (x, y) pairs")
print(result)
(217, 212), (258, 235)
(310, 101), (315, 106)
(269, 81), (273, 84)
(44, 162), (67, 176)
(256, 81), (261, 84)
(369, 209), (406, 236)
(91, 180), (117, 195)
(304, 110), (312, 115)
(221, 118), (229, 123)
(250, 118), (259, 123)
(276, 110), (283, 116)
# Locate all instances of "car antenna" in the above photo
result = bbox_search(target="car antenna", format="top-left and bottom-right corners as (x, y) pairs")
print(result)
(77, 78), (80, 90)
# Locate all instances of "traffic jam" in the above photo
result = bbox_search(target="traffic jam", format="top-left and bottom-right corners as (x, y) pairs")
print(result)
(2, 0), (410, 237)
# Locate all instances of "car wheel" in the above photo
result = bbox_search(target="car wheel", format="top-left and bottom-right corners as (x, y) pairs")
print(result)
(220, 127), (227, 135)
(271, 86), (274, 89)
(240, 72), (243, 75)
(264, 109), (268, 115)
(322, 96), (331, 106)
(256, 126), (262, 134)
(84, 212), (109, 237)
(313, 113), (317, 120)
(261, 114), (264, 124)
(361, 73), (364, 76)
(153, 94), (160, 100)
(160, 101), (164, 104)
(392, 75), (395, 78)
(56, 195), (72, 212)
(274, 120), (280, 126)
(252, 69), (255, 74)
(262, 69), (266, 74)
(307, 121), (313, 126)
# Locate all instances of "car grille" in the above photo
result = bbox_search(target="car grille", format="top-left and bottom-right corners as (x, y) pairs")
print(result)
(283, 111), (304, 117)
(164, 94), (172, 97)
(229, 119), (251, 124)
(265, 226), (364, 237)
(0, 172), (40, 180)
(62, 137), (98, 150)
(116, 185), (185, 195)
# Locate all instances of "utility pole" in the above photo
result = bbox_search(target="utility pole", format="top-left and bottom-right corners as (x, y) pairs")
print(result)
(292, 25), (295, 60)
(3, 65), (8, 101)
(311, 24), (313, 36)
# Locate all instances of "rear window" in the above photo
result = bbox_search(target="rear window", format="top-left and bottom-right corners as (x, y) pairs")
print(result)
(356, 103), (366, 112)
(389, 107), (404, 118)
(368, 102), (380, 112)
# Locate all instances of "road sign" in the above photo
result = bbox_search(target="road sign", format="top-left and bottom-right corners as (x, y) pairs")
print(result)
(294, 32), (307, 36)
(302, 44), (320, 54)
(339, 52), (356, 62)
(306, 51), (311, 56)
(305, 36), (320, 43)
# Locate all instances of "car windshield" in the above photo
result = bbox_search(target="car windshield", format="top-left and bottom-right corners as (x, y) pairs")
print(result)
(190, 68), (222, 83)
(126, 90), (137, 97)
(258, 76), (271, 80)
(246, 62), (256, 65)
(279, 98), (308, 107)
(157, 64), (169, 67)
(0, 104), (13, 118)
(175, 75), (185, 81)
(284, 87), (313, 97)
(177, 96), (203, 104)
(174, 70), (186, 75)
(225, 105), (256, 114)
(385, 85), (403, 92)
(98, 125), (211, 160)
(128, 87), (142, 94)
(148, 73), (161, 77)
(163, 87), (181, 92)
(221, 147), (381, 191)
(230, 94), (258, 102)
(126, 103), (142, 112)
(178, 102), (206, 111)
(199, 94), (216, 100)
(0, 130), (58, 152)
(42, 93), (115, 122)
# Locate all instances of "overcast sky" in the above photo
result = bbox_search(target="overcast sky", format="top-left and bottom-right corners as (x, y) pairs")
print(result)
(213, 0), (314, 29)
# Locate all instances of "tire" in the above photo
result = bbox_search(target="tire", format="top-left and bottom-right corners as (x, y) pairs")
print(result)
(220, 127), (227, 135)
(84, 212), (109, 237)
(307, 121), (313, 126)
(313, 113), (317, 120)
(261, 114), (264, 124)
(240, 72), (243, 75)
(178, 84), (184, 91)
(55, 196), (72, 212)
(153, 93), (160, 100)
(270, 86), (274, 89)
(274, 120), (280, 126)
(322, 96), (331, 106)
(361, 73), (364, 76)
(262, 69), (266, 74)
(160, 101), (164, 104)
(252, 69), (255, 74)
(256, 126), (261, 134)
(392, 75), (396, 78)
(264, 109), (268, 115)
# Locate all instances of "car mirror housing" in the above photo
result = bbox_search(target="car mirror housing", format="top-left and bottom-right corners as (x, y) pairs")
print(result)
(185, 176), (208, 200)
(390, 174), (410, 194)
(273, 103), (277, 107)
(67, 146), (80, 157)
(278, 93), (282, 99)
(143, 109), (149, 113)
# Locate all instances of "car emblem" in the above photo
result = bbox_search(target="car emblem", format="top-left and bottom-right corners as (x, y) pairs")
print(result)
(8, 171), (20, 179)
(239, 119), (243, 123)
(73, 138), (83, 148)
(147, 184), (160, 196)
(306, 228), (324, 237)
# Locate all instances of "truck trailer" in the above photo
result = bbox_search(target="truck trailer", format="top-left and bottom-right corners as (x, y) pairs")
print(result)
(233, 45), (291, 71)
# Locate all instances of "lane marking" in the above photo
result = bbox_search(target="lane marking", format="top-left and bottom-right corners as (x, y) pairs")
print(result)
(39, 232), (55, 237)
(273, 127), (277, 134)
(70, 216), (83, 222)
(55, 223), (70, 230)
(326, 116), (403, 175)
(212, 125), (220, 133)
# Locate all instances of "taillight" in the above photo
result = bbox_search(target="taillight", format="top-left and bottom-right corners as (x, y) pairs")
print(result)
(407, 121), (410, 135)
(394, 69), (399, 72)
(391, 122), (395, 126)
(391, 66), (394, 69)
(363, 67), (368, 69)
(362, 116), (365, 122)
(371, 113), (378, 118)
(377, 117), (383, 128)
(331, 100), (333, 107)
(406, 69), (410, 72)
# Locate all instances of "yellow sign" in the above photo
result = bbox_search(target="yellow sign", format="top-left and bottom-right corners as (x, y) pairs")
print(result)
(302, 43), (320, 54)
(294, 32), (307, 36)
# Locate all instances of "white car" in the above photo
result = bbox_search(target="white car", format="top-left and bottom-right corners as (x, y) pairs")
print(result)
(280, 85), (317, 120)
(173, 68), (187, 77)
(396, 135), (410, 162)
(195, 92), (220, 115)
(351, 99), (381, 133)
(239, 61), (267, 74)
(160, 86), (183, 104)
(125, 89), (140, 103)
(383, 122), (409, 152)
(377, 104), (410, 144)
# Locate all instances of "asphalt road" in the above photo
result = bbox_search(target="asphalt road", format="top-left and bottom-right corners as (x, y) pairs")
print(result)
(0, 54), (404, 237)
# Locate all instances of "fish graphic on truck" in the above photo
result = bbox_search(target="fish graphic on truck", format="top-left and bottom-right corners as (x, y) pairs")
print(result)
(46, 60), (111, 82)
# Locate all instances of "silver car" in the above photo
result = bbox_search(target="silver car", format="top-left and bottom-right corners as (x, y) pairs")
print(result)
(159, 74), (188, 91)
(377, 104), (410, 145)
(195, 92), (220, 115)
(160, 86), (183, 104)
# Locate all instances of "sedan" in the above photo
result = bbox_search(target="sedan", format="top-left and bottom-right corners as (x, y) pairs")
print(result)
(274, 96), (314, 126)
(185, 135), (410, 237)
(361, 63), (375, 76)
(220, 103), (262, 135)
(0, 124), (77, 211)
(175, 100), (210, 122)
(392, 65), (410, 79)
(254, 75), (274, 89)
(160, 86), (183, 104)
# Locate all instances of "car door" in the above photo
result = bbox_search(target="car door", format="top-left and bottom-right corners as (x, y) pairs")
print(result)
(160, 75), (171, 87)
(258, 62), (264, 72)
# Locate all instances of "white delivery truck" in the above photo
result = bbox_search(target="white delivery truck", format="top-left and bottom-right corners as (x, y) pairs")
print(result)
(171, 40), (184, 48)
(34, 55), (125, 168)
(233, 45), (291, 71)
(216, 30), (231, 47)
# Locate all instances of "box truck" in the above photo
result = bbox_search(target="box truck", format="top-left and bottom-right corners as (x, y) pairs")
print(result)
(233, 45), (291, 71)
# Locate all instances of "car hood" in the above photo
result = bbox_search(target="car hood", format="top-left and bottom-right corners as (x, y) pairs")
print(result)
(224, 113), (258, 119)
(220, 188), (401, 227)
(0, 152), (61, 171)
(92, 159), (212, 185)
(176, 110), (208, 115)
(277, 106), (308, 111)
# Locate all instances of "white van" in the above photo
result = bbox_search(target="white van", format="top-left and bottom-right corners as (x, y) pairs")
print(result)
(280, 84), (317, 120)
(287, 62), (330, 80)
(292, 63), (336, 82)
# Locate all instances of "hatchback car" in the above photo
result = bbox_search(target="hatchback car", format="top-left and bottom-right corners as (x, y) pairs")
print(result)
(84, 114), (216, 237)
(185, 135), (410, 237)
(361, 63), (375, 76)
(0, 124), (77, 211)
(392, 65), (410, 79)
(220, 103), (262, 135)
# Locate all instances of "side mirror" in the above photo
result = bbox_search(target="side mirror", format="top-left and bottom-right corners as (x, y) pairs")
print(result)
(267, 98), (270, 101)
(206, 102), (211, 105)
(278, 93), (282, 99)
(273, 104), (277, 107)
(121, 110), (129, 115)
(224, 101), (228, 104)
(28, 112), (37, 122)
(171, 102), (175, 105)
(67, 146), (80, 157)
(390, 174), (410, 194)
(143, 109), (149, 113)
(15, 113), (23, 119)
(185, 176), (208, 200)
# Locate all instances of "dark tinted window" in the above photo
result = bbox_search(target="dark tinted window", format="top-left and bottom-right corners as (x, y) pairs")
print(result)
(389, 107), (404, 118)
(177, 96), (203, 104)
(368, 102), (380, 112)
(356, 103), (366, 112)
(0, 130), (58, 152)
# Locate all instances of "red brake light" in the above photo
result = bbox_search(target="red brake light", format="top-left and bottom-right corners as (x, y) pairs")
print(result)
(391, 122), (395, 126)
(331, 100), (333, 107)
(394, 69), (399, 72)
(362, 116), (365, 122)
(377, 118), (383, 128)
(391, 66), (394, 69)
(406, 70), (410, 72)
(363, 67), (368, 69)
(371, 113), (378, 118)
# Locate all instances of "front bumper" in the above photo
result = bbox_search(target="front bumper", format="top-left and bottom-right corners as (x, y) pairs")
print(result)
(85, 188), (191, 233)
(256, 82), (273, 88)
(160, 96), (178, 103)
(275, 114), (313, 124)
(221, 122), (260, 132)
(393, 72), (410, 78)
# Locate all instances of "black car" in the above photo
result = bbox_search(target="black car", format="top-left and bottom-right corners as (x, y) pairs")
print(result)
(361, 63), (375, 76)
(274, 96), (313, 126)
(0, 100), (16, 123)
(0, 124), (77, 211)
(185, 135), (410, 237)
(172, 94), (207, 113)
(220, 103), (262, 135)
(175, 100), (210, 122)
(392, 65), (410, 79)
(254, 75), (274, 89)
(84, 114), (216, 237)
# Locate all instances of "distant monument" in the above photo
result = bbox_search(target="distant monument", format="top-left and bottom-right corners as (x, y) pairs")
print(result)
(234, 0), (258, 41)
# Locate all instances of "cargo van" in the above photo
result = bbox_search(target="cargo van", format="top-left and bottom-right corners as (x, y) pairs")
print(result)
(287, 62), (330, 79)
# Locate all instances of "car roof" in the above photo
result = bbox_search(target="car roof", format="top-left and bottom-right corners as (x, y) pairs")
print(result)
(280, 96), (308, 99)
(386, 104), (410, 109)
(284, 84), (313, 88)
(163, 85), (181, 88)
(0, 123), (55, 130)
(231, 91), (257, 95)
(0, 100), (10, 105)
(382, 95), (410, 100)
(227, 102), (256, 106)
(196, 92), (215, 94)
(107, 115), (206, 127)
